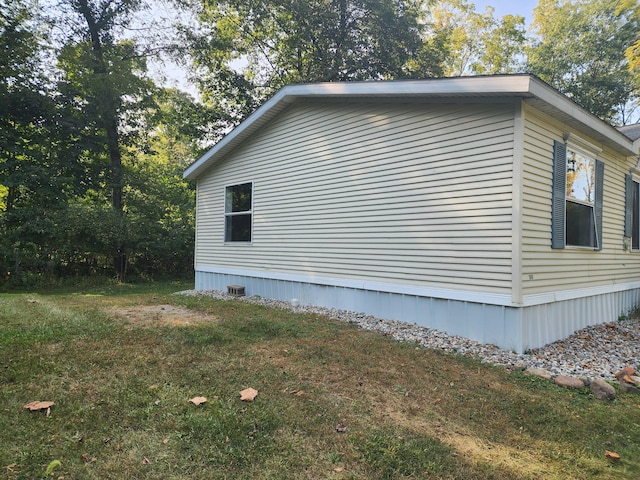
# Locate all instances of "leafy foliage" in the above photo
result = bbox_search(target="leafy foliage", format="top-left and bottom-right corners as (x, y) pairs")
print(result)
(0, 1), (198, 287)
(527, 0), (639, 123)
(184, 0), (438, 133)
(428, 0), (526, 76)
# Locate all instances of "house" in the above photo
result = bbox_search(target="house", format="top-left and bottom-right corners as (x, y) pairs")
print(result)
(183, 74), (640, 353)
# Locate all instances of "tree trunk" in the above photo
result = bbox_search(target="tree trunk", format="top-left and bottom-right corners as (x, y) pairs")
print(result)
(105, 117), (126, 281)
(6, 185), (15, 212)
(77, 0), (127, 281)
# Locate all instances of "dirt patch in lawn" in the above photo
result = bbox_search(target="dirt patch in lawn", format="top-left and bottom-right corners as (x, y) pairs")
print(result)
(110, 304), (215, 327)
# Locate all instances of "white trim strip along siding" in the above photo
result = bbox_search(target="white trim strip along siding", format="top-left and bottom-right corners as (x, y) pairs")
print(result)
(196, 265), (514, 305)
(195, 265), (640, 308)
(195, 101), (516, 295)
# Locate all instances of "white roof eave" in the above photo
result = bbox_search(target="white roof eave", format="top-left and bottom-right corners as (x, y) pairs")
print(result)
(526, 78), (637, 157)
(183, 75), (637, 180)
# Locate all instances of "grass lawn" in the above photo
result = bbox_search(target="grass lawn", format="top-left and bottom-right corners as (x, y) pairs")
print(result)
(1, 281), (640, 479)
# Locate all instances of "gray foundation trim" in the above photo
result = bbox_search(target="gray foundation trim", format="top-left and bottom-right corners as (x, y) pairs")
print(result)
(195, 270), (640, 353)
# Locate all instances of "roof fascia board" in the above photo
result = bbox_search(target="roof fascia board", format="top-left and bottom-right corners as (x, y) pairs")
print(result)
(284, 75), (534, 97)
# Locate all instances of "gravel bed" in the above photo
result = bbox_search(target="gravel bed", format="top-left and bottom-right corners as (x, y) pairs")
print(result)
(177, 289), (640, 380)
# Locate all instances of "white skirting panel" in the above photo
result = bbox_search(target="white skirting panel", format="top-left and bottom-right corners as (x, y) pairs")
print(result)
(195, 270), (640, 353)
(520, 288), (640, 350)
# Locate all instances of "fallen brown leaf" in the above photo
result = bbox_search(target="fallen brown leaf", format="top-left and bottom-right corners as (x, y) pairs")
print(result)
(240, 387), (258, 402)
(143, 457), (150, 464)
(189, 396), (207, 405)
(336, 422), (347, 433)
(605, 450), (621, 460)
(23, 401), (54, 411)
(334, 466), (345, 472)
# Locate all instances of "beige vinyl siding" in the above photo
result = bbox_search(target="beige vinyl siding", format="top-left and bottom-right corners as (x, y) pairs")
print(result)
(196, 101), (515, 294)
(521, 103), (639, 296)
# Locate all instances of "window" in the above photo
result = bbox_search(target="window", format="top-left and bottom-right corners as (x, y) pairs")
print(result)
(565, 150), (597, 247)
(225, 182), (252, 242)
(625, 175), (640, 249)
(552, 140), (603, 250)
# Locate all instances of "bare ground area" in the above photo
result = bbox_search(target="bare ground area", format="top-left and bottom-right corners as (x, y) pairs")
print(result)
(110, 304), (216, 327)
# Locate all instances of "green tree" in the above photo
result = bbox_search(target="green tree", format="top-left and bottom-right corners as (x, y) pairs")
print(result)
(123, 154), (195, 277)
(0, 0), (70, 281)
(0, 0), (199, 286)
(476, 13), (526, 75)
(120, 88), (199, 277)
(527, 0), (639, 124)
(198, 0), (427, 83)
(183, 0), (434, 132)
(56, 0), (156, 279)
(624, 0), (640, 103)
(427, 0), (525, 76)
(1, 0), (44, 216)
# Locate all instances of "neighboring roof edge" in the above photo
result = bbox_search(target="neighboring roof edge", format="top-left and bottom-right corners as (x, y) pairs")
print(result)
(184, 75), (637, 180)
(618, 124), (640, 155)
(618, 123), (640, 142)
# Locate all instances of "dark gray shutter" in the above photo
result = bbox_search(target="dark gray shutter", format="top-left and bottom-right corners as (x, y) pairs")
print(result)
(551, 140), (566, 249)
(594, 159), (604, 251)
(625, 173), (633, 237)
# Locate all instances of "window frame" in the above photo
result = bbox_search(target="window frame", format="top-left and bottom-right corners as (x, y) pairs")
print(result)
(625, 175), (640, 250)
(223, 181), (254, 244)
(565, 149), (597, 248)
(551, 138), (603, 251)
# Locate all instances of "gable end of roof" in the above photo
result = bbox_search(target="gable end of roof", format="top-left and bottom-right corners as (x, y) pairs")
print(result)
(184, 75), (637, 180)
